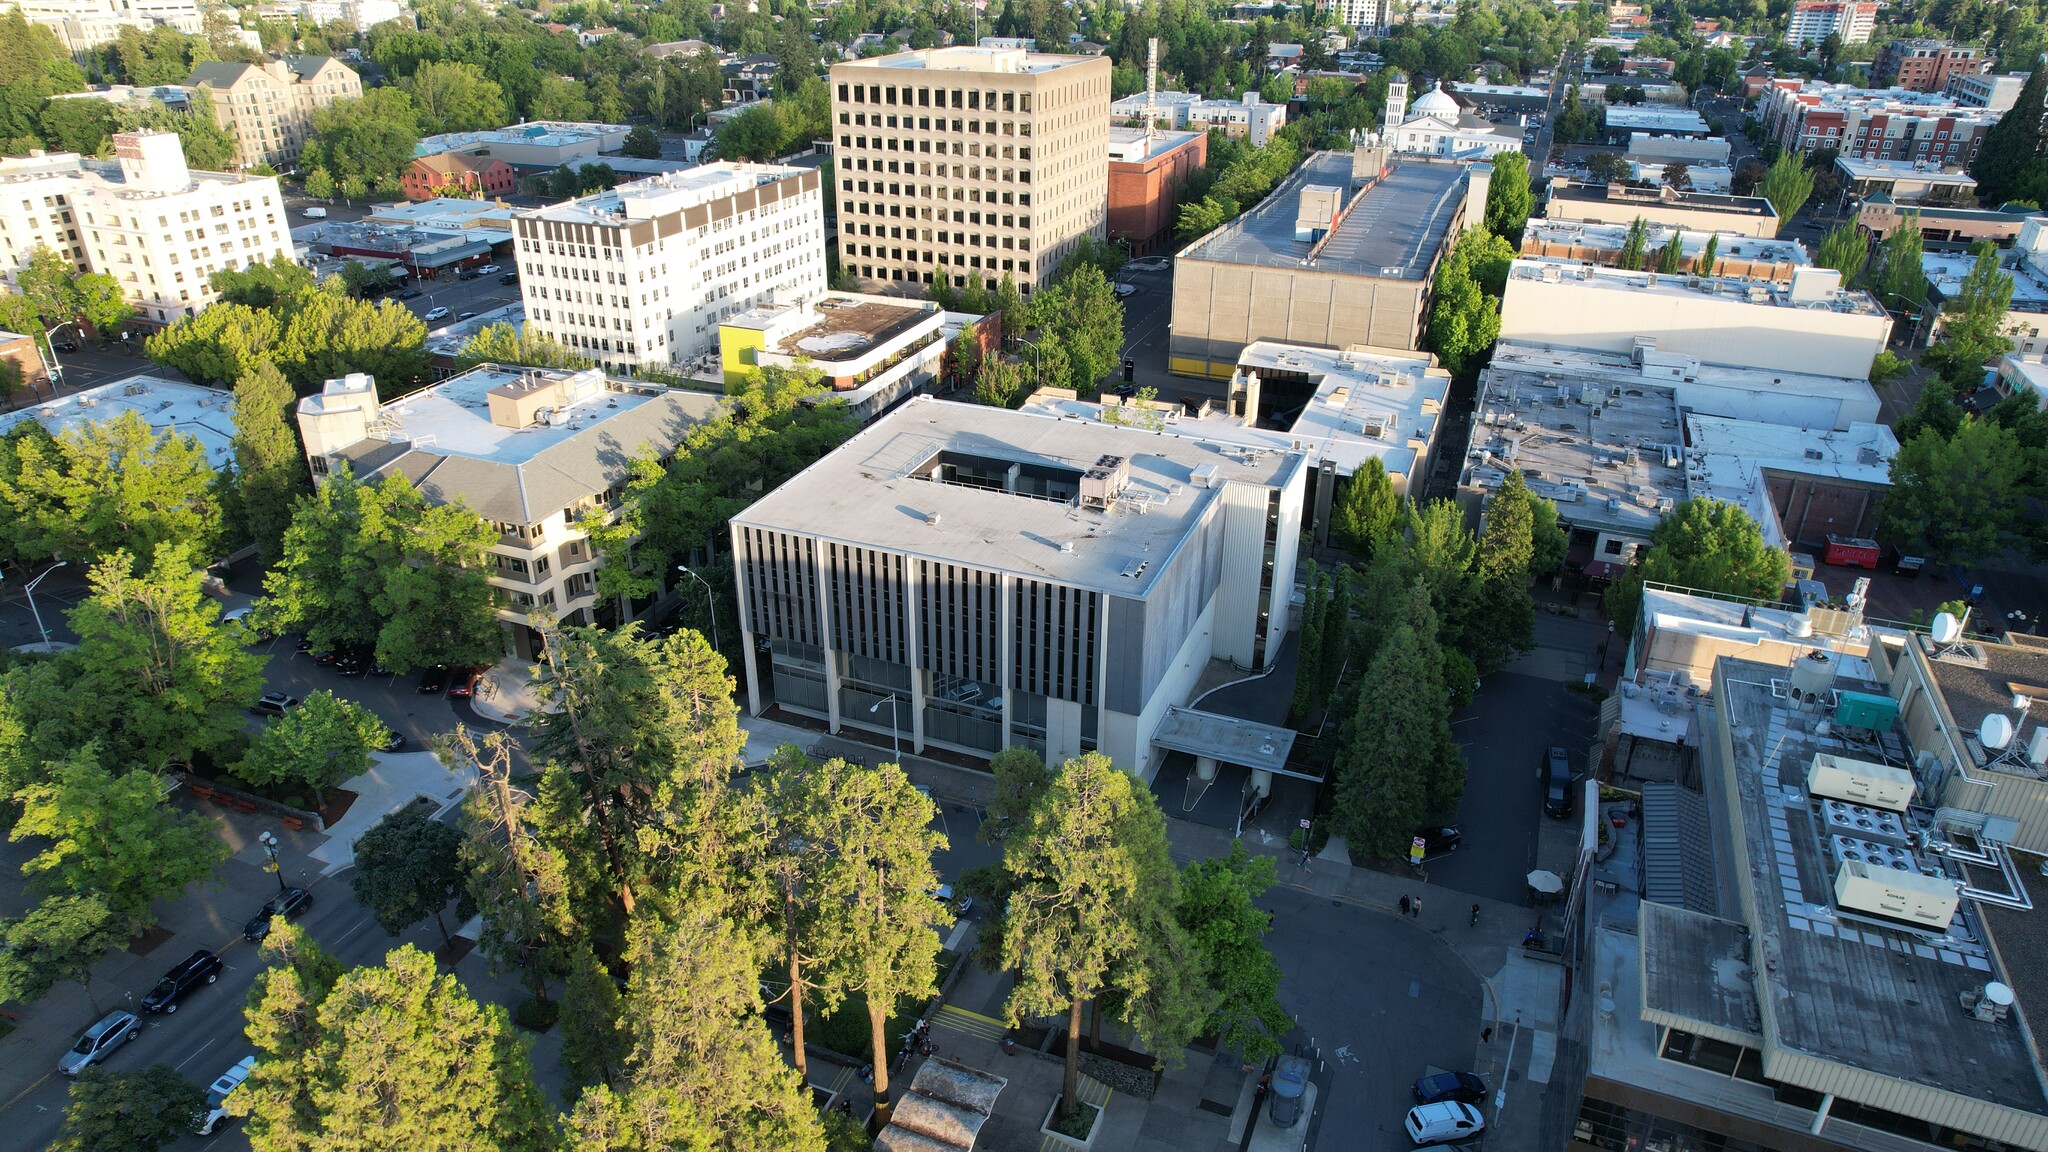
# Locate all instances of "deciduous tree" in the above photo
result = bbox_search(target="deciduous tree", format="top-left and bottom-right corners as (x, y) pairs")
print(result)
(233, 361), (309, 566)
(1874, 214), (1928, 311)
(1760, 150), (1814, 226)
(1816, 222), (1868, 284)
(0, 894), (125, 1012)
(1175, 844), (1289, 1062)
(1330, 458), (1399, 561)
(52, 1065), (207, 1152)
(1922, 243), (2017, 392)
(1877, 417), (2027, 566)
(1332, 588), (1462, 857)
(402, 60), (510, 135)
(1482, 150), (1532, 243)
(305, 87), (420, 187)
(1603, 497), (1792, 635)
(456, 322), (593, 371)
(351, 807), (469, 944)
(237, 690), (387, 806)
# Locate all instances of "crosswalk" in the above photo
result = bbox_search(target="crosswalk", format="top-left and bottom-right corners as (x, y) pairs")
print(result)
(1037, 1075), (1113, 1151)
(932, 1003), (1008, 1042)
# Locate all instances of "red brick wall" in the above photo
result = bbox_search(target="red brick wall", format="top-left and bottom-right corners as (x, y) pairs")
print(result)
(1108, 134), (1209, 257)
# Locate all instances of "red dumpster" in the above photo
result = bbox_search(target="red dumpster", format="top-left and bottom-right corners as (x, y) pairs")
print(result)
(1823, 535), (1879, 569)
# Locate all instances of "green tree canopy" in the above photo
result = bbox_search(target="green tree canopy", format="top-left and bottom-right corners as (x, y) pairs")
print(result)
(238, 689), (388, 804)
(1428, 228), (1506, 375)
(1330, 458), (1400, 562)
(1175, 844), (1289, 1061)
(0, 410), (222, 568)
(350, 806), (470, 944)
(305, 87), (421, 186)
(232, 360), (310, 566)
(0, 894), (126, 1012)
(456, 322), (593, 371)
(1604, 497), (1793, 636)
(1816, 222), (1869, 284)
(1921, 243), (2017, 392)
(52, 1065), (208, 1152)
(1332, 585), (1464, 857)
(1877, 416), (2027, 565)
(1970, 64), (2046, 207)
(402, 60), (510, 135)
(1482, 150), (1533, 243)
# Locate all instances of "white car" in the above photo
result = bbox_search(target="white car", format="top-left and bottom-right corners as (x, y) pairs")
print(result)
(1114, 283), (1136, 297)
(424, 306), (450, 321)
(477, 264), (500, 275)
(195, 1055), (256, 1135)
(1405, 1101), (1485, 1145)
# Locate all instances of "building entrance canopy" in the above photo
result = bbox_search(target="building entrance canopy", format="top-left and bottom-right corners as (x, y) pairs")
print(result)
(1151, 707), (1317, 781)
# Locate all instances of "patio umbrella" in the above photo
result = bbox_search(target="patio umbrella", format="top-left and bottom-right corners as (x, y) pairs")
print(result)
(1526, 870), (1565, 895)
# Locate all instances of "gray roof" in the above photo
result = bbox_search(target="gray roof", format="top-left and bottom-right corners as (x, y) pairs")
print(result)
(1638, 899), (1762, 1041)
(1640, 782), (1719, 915)
(186, 62), (256, 89)
(341, 390), (723, 524)
(1181, 152), (1467, 282)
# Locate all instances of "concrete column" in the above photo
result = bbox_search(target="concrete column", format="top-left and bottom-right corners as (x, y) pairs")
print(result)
(1250, 768), (1273, 798)
(1809, 1093), (1834, 1136)
(818, 549), (842, 734)
(740, 632), (766, 718)
(1195, 755), (1219, 782)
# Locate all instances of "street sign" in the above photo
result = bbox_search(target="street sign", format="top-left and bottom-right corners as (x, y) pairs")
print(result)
(1410, 836), (1426, 864)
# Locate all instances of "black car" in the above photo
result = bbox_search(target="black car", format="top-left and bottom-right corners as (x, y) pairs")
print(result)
(381, 731), (407, 752)
(1543, 745), (1575, 818)
(334, 649), (366, 676)
(397, 289), (423, 300)
(498, 272), (519, 285)
(140, 949), (223, 1014)
(1413, 1071), (1487, 1106)
(416, 666), (449, 694)
(1414, 826), (1462, 861)
(243, 887), (312, 942)
(458, 311), (476, 320)
(457, 269), (480, 281)
(312, 650), (340, 666)
(52, 339), (80, 353)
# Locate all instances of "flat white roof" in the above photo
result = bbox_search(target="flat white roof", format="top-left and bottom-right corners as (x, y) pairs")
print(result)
(415, 121), (626, 156)
(1923, 251), (2048, 310)
(837, 46), (1096, 74)
(1601, 106), (1711, 133)
(1107, 126), (1205, 162)
(1507, 258), (1888, 318)
(523, 161), (806, 225)
(357, 366), (660, 466)
(1685, 414), (1897, 502)
(1521, 220), (1807, 264)
(1489, 341), (1878, 405)
(1834, 157), (1978, 185)
(0, 374), (236, 469)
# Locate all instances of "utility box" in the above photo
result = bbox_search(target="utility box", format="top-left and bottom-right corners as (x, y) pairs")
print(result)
(1834, 690), (1900, 733)
(1824, 535), (1880, 569)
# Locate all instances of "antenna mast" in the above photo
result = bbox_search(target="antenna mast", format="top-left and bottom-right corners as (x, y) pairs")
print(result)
(1145, 37), (1159, 139)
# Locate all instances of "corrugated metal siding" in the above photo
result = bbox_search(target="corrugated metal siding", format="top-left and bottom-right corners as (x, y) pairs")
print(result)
(919, 560), (1000, 685)
(1640, 783), (1719, 915)
(825, 542), (908, 664)
(1012, 578), (1097, 704)
(736, 526), (820, 646)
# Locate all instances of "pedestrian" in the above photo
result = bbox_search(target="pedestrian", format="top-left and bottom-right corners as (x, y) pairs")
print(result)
(1412, 895), (1423, 918)
(1482, 1026), (1493, 1044)
(1399, 894), (1411, 916)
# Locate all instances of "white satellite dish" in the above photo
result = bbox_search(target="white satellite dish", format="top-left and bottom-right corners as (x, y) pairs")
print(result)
(1932, 612), (1962, 644)
(1981, 713), (2016, 751)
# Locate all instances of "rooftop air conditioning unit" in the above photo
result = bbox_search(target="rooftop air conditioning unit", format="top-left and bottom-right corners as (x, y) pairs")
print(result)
(1809, 753), (1916, 812)
(1834, 859), (1957, 931)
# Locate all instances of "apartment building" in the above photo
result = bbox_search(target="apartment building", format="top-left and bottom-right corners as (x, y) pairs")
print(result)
(728, 396), (1305, 774)
(1110, 89), (1289, 147)
(185, 56), (362, 171)
(1786, 0), (1878, 46)
(830, 47), (1112, 294)
(1945, 70), (2028, 111)
(1873, 39), (1991, 91)
(295, 367), (726, 660)
(1759, 80), (2003, 166)
(4, 0), (202, 54)
(511, 162), (824, 374)
(0, 130), (290, 326)
(1328, 0), (1381, 31)
(402, 152), (515, 201)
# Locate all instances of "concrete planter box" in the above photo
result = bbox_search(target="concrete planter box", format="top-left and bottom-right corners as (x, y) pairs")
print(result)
(1039, 1096), (1103, 1150)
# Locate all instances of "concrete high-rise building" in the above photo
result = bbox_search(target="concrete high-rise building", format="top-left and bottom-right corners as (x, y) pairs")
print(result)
(185, 56), (362, 171)
(0, 130), (290, 326)
(830, 47), (1111, 295)
(1329, 0), (1381, 31)
(511, 162), (825, 374)
(1786, 0), (1878, 47)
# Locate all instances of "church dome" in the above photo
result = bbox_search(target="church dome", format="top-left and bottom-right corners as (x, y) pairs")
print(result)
(1408, 87), (1459, 118)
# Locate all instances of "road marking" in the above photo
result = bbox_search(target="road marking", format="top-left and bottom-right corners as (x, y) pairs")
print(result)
(174, 1038), (216, 1072)
(932, 1003), (1007, 1042)
(0, 1072), (52, 1117)
(331, 914), (375, 948)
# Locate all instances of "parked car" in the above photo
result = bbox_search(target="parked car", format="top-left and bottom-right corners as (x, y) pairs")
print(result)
(243, 886), (312, 942)
(302, 207), (327, 219)
(457, 269), (480, 281)
(458, 311), (476, 320)
(1405, 1101), (1485, 1145)
(397, 289), (422, 300)
(333, 649), (367, 676)
(447, 668), (483, 699)
(219, 605), (273, 641)
(195, 1055), (256, 1135)
(499, 272), (520, 285)
(58, 1011), (141, 1076)
(52, 339), (80, 353)
(416, 666), (449, 694)
(1114, 282), (1136, 297)
(1268, 1054), (1311, 1127)
(1412, 1071), (1487, 1106)
(1543, 746), (1574, 818)
(1413, 826), (1462, 861)
(312, 649), (340, 666)
(477, 264), (500, 275)
(140, 949), (224, 1014)
(249, 691), (299, 716)
(424, 306), (451, 321)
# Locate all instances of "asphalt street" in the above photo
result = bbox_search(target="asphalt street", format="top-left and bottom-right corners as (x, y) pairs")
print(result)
(1115, 257), (1177, 399)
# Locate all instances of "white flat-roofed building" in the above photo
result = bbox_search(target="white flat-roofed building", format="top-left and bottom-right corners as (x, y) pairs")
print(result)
(5, 0), (204, 54)
(1683, 414), (1897, 550)
(1996, 352), (2048, 408)
(719, 292), (984, 422)
(415, 121), (633, 172)
(1484, 341), (1881, 432)
(1946, 71), (2027, 111)
(511, 161), (825, 374)
(1601, 105), (1712, 139)
(296, 366), (726, 659)
(1111, 89), (1289, 147)
(1499, 259), (1891, 382)
(0, 131), (290, 327)
(0, 373), (236, 467)
(832, 47), (1112, 294)
(1787, 0), (1877, 45)
(1833, 156), (1979, 205)
(728, 395), (1307, 774)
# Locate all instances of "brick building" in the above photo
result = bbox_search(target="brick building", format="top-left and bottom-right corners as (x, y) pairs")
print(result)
(402, 153), (517, 201)
(1759, 80), (2002, 167)
(1872, 39), (1991, 92)
(1106, 126), (1206, 258)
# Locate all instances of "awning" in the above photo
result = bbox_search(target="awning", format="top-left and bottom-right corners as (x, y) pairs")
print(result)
(1151, 707), (1318, 782)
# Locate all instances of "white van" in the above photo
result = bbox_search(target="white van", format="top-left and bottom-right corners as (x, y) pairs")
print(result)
(1405, 1101), (1485, 1145)
(302, 207), (327, 219)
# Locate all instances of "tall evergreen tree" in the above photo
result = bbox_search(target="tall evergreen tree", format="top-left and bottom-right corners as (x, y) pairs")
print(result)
(1289, 564), (1326, 720)
(1971, 61), (2047, 207)
(1616, 216), (1649, 270)
(1875, 216), (1929, 311)
(1922, 243), (2017, 392)
(1696, 233), (1719, 278)
(1329, 459), (1399, 561)
(1482, 151), (1533, 244)
(232, 361), (310, 567)
(1816, 222), (1869, 284)
(1759, 151), (1815, 226)
(1332, 596), (1460, 859)
(1656, 228), (1686, 273)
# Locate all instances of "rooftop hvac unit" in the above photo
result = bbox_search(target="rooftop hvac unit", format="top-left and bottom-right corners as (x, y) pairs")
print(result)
(1789, 649), (1835, 700)
(1808, 752), (1916, 812)
(1190, 463), (1220, 488)
(1834, 859), (1957, 931)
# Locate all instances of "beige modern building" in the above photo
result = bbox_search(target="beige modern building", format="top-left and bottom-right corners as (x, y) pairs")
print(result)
(295, 367), (725, 659)
(186, 56), (361, 171)
(830, 46), (1111, 294)
(511, 162), (826, 374)
(1544, 179), (1781, 238)
(0, 131), (290, 326)
(1169, 151), (1475, 376)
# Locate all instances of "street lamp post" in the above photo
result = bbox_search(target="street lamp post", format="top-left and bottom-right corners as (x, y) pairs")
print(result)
(869, 694), (901, 764)
(23, 561), (68, 645)
(675, 565), (720, 651)
(257, 830), (287, 893)
(40, 321), (78, 396)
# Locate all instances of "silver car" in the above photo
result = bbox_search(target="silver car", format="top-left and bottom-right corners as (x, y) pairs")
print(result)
(59, 1010), (140, 1075)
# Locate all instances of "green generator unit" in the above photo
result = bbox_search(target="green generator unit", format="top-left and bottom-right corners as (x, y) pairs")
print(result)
(1835, 690), (1899, 733)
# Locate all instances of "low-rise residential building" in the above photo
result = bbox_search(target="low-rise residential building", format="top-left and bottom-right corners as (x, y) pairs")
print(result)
(1171, 151), (1476, 375)
(728, 395), (1306, 772)
(0, 130), (291, 327)
(1499, 260), (1891, 382)
(1760, 79), (2002, 165)
(1946, 70), (2028, 111)
(1873, 39), (1991, 91)
(0, 373), (236, 467)
(1545, 180), (1781, 237)
(401, 152), (516, 201)
(513, 162), (826, 375)
(717, 292), (984, 422)
(1518, 221), (1807, 282)
(1110, 89), (1289, 147)
(1832, 156), (1978, 205)
(294, 367), (726, 659)
(1787, 0), (1878, 46)
(1106, 126), (1207, 257)
(185, 56), (361, 171)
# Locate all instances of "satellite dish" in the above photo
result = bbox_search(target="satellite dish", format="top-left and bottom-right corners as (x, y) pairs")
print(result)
(1932, 612), (1962, 644)
(1981, 713), (2016, 751)
(1987, 981), (2016, 1007)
